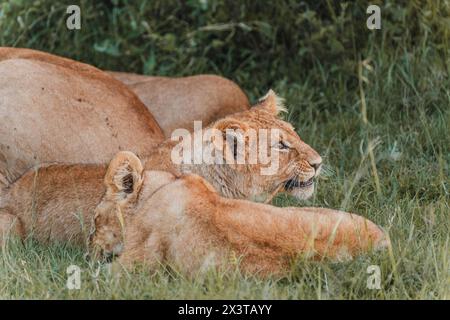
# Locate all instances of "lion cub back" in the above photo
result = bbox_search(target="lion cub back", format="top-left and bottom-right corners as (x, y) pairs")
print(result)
(1, 164), (107, 244)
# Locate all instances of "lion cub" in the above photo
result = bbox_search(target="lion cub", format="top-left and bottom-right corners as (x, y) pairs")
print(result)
(92, 152), (389, 277)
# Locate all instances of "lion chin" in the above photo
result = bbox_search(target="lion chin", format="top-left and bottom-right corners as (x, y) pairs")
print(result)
(284, 178), (316, 200)
(250, 179), (316, 203)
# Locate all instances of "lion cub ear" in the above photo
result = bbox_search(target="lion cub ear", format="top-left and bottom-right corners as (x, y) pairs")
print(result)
(104, 151), (144, 203)
(255, 89), (287, 116)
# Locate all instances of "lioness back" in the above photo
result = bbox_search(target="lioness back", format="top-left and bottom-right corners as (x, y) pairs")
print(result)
(108, 72), (251, 137)
(1, 164), (106, 244)
(0, 47), (164, 189)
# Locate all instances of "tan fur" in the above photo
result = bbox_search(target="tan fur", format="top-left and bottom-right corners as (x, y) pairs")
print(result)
(0, 48), (249, 193)
(108, 72), (250, 137)
(0, 152), (388, 278)
(0, 163), (106, 245)
(0, 47), (164, 190)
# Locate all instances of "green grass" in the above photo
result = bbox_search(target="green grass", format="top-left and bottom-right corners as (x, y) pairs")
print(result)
(0, 0), (449, 299)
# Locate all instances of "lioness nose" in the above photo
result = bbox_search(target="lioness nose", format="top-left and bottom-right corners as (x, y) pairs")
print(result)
(309, 157), (322, 172)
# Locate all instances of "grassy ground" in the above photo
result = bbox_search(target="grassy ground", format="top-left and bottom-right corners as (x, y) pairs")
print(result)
(0, 1), (449, 299)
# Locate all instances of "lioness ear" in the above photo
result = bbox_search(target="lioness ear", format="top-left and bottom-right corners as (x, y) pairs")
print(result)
(255, 89), (287, 116)
(104, 151), (144, 203)
(212, 119), (249, 160)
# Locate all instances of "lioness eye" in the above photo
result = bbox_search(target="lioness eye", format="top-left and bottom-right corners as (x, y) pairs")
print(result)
(278, 141), (290, 149)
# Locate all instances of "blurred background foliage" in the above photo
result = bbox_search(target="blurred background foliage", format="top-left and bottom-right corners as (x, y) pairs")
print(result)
(0, 0), (448, 100)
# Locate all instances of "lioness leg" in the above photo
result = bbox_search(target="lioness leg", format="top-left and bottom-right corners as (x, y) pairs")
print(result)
(0, 209), (24, 247)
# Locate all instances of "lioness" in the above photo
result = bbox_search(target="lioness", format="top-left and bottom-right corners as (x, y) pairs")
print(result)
(144, 90), (323, 203)
(0, 47), (249, 190)
(0, 151), (388, 277)
(108, 72), (250, 136)
(0, 47), (163, 189)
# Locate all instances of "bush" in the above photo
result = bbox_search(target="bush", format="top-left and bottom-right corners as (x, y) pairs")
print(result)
(0, 0), (448, 97)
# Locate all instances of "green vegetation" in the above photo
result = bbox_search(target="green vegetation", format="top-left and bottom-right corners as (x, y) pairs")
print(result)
(0, 0), (448, 299)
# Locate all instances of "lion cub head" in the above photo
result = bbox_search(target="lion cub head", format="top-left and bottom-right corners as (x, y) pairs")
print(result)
(90, 151), (176, 258)
(90, 151), (144, 258)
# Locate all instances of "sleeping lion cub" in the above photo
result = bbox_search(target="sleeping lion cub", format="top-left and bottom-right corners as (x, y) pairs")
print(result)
(93, 152), (389, 276)
(0, 151), (388, 277)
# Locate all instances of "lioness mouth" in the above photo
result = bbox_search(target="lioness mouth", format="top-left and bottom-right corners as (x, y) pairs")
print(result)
(284, 178), (314, 190)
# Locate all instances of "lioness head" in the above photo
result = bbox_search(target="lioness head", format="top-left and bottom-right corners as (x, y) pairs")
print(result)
(175, 90), (322, 202)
